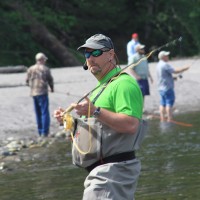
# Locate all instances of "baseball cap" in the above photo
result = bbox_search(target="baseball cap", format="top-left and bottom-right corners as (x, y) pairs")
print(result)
(135, 44), (145, 51)
(35, 53), (48, 61)
(158, 51), (170, 60)
(77, 34), (114, 50)
(132, 33), (138, 39)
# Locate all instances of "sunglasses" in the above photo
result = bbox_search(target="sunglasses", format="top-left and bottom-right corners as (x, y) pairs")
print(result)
(84, 49), (109, 59)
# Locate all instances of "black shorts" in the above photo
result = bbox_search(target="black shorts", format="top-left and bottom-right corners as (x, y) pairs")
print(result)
(137, 79), (150, 96)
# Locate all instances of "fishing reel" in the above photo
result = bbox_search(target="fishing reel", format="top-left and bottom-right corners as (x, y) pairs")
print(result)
(62, 112), (75, 132)
(178, 74), (183, 79)
(173, 74), (183, 81)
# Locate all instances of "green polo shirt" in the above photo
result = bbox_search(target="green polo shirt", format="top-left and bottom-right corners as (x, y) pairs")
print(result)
(89, 68), (143, 119)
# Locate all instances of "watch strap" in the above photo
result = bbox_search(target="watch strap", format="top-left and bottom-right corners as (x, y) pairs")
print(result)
(93, 107), (101, 117)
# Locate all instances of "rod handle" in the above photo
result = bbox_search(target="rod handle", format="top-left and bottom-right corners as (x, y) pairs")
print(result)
(64, 105), (74, 114)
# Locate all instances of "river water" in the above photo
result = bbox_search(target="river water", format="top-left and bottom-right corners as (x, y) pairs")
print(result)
(0, 111), (199, 200)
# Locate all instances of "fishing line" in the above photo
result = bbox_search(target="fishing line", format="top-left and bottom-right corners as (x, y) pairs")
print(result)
(54, 90), (82, 98)
(65, 98), (93, 155)
(174, 56), (198, 80)
(147, 114), (193, 127)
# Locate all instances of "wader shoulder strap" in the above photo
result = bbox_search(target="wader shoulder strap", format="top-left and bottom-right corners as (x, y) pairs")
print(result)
(92, 72), (128, 104)
(91, 80), (110, 104)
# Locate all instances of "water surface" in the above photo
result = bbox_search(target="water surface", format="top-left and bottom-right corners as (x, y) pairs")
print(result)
(0, 111), (199, 200)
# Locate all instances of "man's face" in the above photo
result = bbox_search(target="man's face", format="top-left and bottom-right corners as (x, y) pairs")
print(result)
(138, 48), (145, 54)
(163, 55), (169, 61)
(84, 48), (112, 76)
(37, 58), (46, 64)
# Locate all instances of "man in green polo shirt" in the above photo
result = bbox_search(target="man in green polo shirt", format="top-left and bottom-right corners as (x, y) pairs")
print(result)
(54, 34), (145, 200)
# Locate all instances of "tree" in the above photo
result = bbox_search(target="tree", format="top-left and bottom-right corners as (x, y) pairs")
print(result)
(0, 0), (199, 67)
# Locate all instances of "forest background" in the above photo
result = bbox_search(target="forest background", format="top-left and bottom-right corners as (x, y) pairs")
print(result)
(1, 0), (200, 68)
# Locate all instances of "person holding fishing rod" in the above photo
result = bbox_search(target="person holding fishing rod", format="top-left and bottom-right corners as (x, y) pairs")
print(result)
(157, 51), (190, 122)
(54, 34), (147, 200)
(129, 44), (153, 113)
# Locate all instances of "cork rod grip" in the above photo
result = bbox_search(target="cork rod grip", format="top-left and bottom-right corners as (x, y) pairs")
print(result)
(64, 105), (74, 114)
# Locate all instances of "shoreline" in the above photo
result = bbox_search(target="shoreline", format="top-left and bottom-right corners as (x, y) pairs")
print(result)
(0, 57), (200, 164)
(0, 57), (200, 138)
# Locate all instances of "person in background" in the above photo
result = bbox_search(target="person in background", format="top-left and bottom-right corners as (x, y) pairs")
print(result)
(54, 34), (144, 200)
(157, 51), (189, 122)
(127, 32), (140, 65)
(26, 52), (54, 137)
(129, 44), (153, 112)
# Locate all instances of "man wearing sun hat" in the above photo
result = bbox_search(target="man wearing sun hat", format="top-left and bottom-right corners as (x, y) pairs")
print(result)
(127, 32), (140, 65)
(26, 52), (54, 137)
(54, 34), (147, 200)
(157, 51), (190, 122)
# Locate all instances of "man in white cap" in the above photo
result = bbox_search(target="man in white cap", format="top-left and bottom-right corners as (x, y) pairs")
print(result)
(26, 52), (54, 137)
(54, 34), (147, 200)
(157, 51), (189, 122)
(129, 44), (153, 112)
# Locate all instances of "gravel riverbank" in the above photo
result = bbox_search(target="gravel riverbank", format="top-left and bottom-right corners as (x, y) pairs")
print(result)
(0, 57), (200, 163)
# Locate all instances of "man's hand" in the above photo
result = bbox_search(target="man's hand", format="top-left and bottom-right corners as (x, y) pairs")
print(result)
(53, 107), (65, 124)
(71, 97), (96, 117)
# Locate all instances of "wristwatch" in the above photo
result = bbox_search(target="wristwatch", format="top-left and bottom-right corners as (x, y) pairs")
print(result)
(93, 107), (101, 118)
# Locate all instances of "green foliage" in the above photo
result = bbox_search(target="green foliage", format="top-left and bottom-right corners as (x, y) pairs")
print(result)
(0, 0), (200, 67)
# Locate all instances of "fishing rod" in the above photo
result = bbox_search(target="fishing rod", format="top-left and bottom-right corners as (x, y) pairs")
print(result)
(62, 36), (183, 115)
(147, 114), (193, 127)
(125, 36), (183, 70)
(174, 56), (198, 80)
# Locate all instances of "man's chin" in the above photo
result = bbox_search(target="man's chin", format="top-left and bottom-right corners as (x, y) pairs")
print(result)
(90, 70), (98, 75)
(89, 67), (100, 75)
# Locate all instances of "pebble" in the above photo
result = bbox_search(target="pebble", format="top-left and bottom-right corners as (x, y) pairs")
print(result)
(0, 129), (70, 172)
